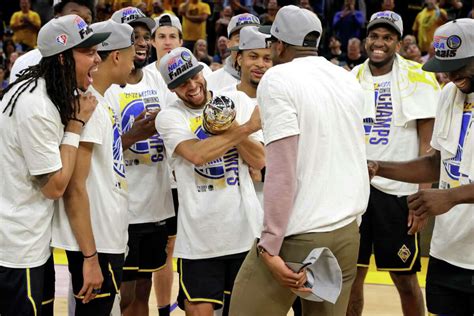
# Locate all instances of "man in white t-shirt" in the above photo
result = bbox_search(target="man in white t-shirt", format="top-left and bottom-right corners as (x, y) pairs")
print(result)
(143, 14), (211, 315)
(106, 8), (176, 316)
(348, 11), (440, 316)
(9, 0), (94, 84)
(206, 13), (260, 91)
(51, 20), (135, 316)
(229, 6), (369, 315)
(155, 47), (264, 316)
(220, 25), (272, 207)
(369, 18), (474, 315)
(0, 15), (107, 315)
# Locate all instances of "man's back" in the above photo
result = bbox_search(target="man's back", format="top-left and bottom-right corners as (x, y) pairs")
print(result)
(258, 56), (369, 236)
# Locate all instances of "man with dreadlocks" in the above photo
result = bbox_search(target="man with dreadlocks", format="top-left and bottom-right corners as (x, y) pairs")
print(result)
(9, 0), (95, 84)
(0, 15), (109, 316)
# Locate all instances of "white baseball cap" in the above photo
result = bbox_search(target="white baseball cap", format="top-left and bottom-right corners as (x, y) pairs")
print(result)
(423, 18), (474, 73)
(229, 26), (270, 51)
(38, 15), (110, 57)
(367, 11), (403, 37)
(152, 13), (182, 35)
(259, 5), (322, 48)
(111, 7), (156, 32)
(227, 13), (260, 37)
(91, 20), (134, 52)
(159, 47), (204, 89)
(286, 248), (342, 303)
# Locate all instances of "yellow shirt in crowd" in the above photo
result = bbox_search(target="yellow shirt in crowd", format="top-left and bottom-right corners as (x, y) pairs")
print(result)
(10, 10), (41, 48)
(412, 7), (447, 53)
(179, 0), (211, 41)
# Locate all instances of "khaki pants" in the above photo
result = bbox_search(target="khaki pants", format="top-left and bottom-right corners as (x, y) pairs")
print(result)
(229, 221), (360, 316)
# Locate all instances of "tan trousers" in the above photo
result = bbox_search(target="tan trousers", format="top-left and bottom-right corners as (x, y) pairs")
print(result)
(229, 220), (360, 316)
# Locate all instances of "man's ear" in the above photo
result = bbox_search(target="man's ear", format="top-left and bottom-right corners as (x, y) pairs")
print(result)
(59, 53), (65, 65)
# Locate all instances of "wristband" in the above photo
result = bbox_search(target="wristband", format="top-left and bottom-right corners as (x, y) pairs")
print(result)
(83, 251), (98, 259)
(61, 132), (80, 148)
(70, 117), (86, 127)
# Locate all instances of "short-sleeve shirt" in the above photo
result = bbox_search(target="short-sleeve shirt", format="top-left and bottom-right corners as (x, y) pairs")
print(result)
(0, 78), (63, 268)
(52, 86), (129, 254)
(10, 10), (41, 48)
(156, 90), (263, 259)
(258, 56), (369, 236)
(430, 84), (474, 269)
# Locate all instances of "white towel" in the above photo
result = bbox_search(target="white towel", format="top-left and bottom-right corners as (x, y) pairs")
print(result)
(352, 54), (440, 126)
(432, 83), (474, 181)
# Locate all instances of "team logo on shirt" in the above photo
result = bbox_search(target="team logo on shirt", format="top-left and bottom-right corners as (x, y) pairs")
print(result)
(108, 106), (127, 190)
(442, 102), (473, 185)
(189, 116), (240, 192)
(119, 91), (165, 166)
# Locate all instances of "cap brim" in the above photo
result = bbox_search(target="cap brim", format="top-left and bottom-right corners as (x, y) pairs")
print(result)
(130, 17), (156, 32)
(168, 64), (204, 90)
(229, 23), (260, 37)
(258, 25), (271, 35)
(76, 32), (111, 49)
(422, 56), (474, 73)
(367, 20), (401, 37)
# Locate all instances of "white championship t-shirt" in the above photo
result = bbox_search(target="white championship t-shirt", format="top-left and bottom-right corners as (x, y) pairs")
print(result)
(156, 90), (263, 259)
(52, 86), (129, 254)
(9, 48), (42, 84)
(206, 67), (240, 92)
(219, 83), (264, 206)
(0, 78), (63, 268)
(106, 70), (175, 224)
(258, 56), (370, 237)
(431, 88), (474, 270)
(363, 72), (420, 196)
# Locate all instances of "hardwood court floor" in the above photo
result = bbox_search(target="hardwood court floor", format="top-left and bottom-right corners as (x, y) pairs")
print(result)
(53, 254), (429, 315)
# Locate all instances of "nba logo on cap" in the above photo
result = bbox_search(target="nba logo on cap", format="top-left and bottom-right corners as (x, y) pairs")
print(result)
(56, 34), (68, 45)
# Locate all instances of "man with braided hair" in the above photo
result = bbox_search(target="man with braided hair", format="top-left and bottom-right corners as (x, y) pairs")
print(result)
(0, 15), (108, 316)
(9, 0), (95, 84)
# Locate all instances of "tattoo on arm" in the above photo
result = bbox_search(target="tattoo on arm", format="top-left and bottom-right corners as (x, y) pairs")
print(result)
(31, 170), (60, 189)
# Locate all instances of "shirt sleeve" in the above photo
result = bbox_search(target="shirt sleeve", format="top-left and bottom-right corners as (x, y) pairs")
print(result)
(257, 72), (300, 145)
(80, 106), (105, 145)
(155, 107), (198, 157)
(18, 114), (62, 176)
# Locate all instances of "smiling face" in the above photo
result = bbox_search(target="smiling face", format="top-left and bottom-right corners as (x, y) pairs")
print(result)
(238, 48), (272, 88)
(131, 23), (152, 69)
(171, 72), (208, 109)
(448, 60), (474, 94)
(73, 46), (101, 90)
(365, 26), (400, 69)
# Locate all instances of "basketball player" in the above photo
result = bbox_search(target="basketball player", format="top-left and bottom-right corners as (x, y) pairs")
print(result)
(106, 7), (176, 316)
(10, 0), (95, 83)
(0, 14), (106, 315)
(51, 20), (135, 316)
(206, 13), (260, 91)
(156, 47), (264, 316)
(348, 11), (440, 316)
(369, 18), (474, 315)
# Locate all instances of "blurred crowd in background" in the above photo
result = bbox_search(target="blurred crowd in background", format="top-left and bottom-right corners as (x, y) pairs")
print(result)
(1, 0), (473, 92)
